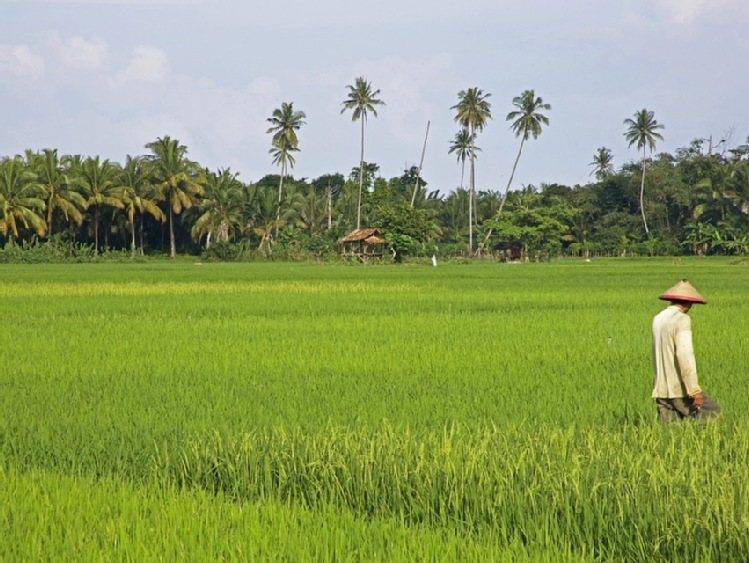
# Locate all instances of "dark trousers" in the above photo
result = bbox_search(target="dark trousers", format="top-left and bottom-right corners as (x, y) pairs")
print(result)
(655, 394), (720, 423)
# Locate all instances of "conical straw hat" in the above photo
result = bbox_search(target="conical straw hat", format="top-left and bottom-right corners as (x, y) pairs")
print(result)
(659, 279), (707, 304)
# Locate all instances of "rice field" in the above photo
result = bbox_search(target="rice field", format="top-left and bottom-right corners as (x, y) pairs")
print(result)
(1, 258), (748, 561)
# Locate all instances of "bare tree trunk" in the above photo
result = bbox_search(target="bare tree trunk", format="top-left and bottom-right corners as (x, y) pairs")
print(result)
(411, 121), (430, 207)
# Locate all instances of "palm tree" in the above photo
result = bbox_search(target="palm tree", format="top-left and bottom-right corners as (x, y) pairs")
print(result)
(448, 128), (478, 195)
(293, 183), (327, 235)
(441, 188), (470, 244)
(145, 136), (205, 258)
(251, 186), (284, 255)
(589, 147), (615, 181)
(0, 157), (47, 242)
(191, 168), (244, 248)
(61, 154), (86, 241)
(341, 76), (385, 229)
(624, 108), (665, 235)
(448, 127), (480, 233)
(725, 158), (749, 216)
(498, 89), (551, 216)
(78, 156), (123, 255)
(27, 148), (85, 237)
(117, 155), (165, 256)
(266, 102), (306, 236)
(451, 87), (492, 251)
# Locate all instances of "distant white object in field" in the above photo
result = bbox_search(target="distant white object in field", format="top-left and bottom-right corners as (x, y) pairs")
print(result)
(586, 259), (591, 262)
(431, 255), (437, 267)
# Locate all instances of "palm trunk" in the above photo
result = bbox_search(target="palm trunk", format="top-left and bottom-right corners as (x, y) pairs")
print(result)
(276, 161), (286, 238)
(640, 151), (649, 235)
(327, 184), (332, 231)
(131, 216), (137, 258)
(46, 196), (54, 237)
(169, 198), (176, 259)
(357, 118), (365, 230)
(468, 155), (474, 253)
(94, 206), (99, 256)
(482, 138), (526, 250)
(139, 215), (145, 256)
(498, 137), (526, 217)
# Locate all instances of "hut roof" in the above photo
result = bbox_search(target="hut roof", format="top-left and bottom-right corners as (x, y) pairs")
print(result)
(338, 228), (382, 243)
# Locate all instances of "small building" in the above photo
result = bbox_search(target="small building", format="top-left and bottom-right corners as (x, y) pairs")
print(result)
(494, 242), (522, 262)
(338, 228), (385, 262)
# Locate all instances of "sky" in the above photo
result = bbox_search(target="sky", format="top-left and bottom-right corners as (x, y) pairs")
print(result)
(1, 0), (748, 195)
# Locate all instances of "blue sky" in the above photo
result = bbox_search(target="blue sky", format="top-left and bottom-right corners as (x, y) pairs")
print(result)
(1, 0), (747, 194)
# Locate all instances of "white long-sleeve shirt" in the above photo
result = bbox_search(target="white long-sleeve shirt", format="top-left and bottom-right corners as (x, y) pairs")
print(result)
(652, 305), (702, 398)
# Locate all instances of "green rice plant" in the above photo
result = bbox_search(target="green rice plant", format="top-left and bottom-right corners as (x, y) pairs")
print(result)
(154, 421), (749, 561)
(1, 258), (748, 560)
(4, 466), (588, 562)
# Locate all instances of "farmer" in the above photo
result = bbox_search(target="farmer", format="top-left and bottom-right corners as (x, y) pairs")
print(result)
(651, 279), (720, 422)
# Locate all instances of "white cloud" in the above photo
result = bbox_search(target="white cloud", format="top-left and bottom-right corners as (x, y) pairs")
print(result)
(655, 0), (704, 24)
(654, 0), (749, 24)
(115, 46), (168, 84)
(0, 44), (45, 82)
(3, 0), (200, 4)
(46, 34), (109, 70)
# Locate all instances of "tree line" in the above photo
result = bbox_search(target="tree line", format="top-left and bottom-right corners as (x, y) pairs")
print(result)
(2, 78), (748, 261)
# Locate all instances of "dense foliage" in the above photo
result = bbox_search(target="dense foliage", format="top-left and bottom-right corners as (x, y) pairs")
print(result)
(1, 133), (748, 261)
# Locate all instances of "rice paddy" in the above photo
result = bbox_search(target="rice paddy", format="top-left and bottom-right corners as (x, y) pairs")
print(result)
(1, 258), (748, 561)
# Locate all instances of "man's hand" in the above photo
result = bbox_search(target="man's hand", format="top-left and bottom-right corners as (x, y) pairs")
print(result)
(692, 392), (704, 410)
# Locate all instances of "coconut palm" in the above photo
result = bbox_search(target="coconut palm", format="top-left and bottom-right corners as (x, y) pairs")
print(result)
(341, 76), (385, 229)
(78, 156), (123, 255)
(448, 128), (478, 194)
(27, 148), (85, 237)
(252, 186), (284, 255)
(145, 136), (205, 258)
(448, 128), (480, 231)
(117, 155), (165, 256)
(266, 102), (306, 235)
(726, 159), (749, 216)
(451, 87), (492, 251)
(441, 188), (470, 243)
(191, 168), (244, 248)
(624, 108), (665, 235)
(292, 183), (328, 235)
(590, 147), (615, 181)
(0, 157), (47, 242)
(498, 89), (551, 216)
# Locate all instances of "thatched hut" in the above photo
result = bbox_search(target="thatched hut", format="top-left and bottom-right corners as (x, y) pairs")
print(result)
(338, 228), (385, 262)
